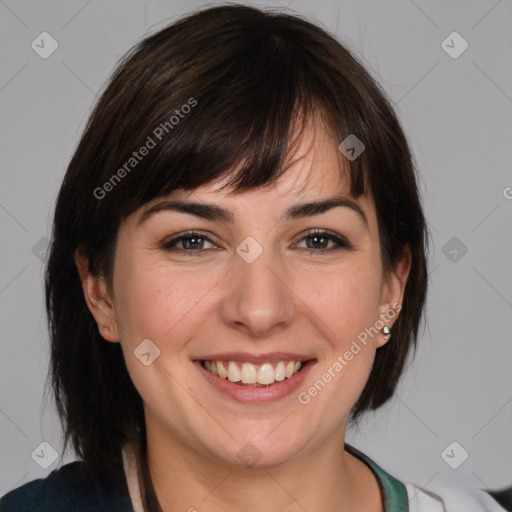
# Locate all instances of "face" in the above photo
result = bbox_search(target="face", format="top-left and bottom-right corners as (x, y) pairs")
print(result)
(80, 118), (410, 468)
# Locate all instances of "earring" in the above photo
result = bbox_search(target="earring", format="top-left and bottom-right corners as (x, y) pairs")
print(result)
(382, 326), (391, 336)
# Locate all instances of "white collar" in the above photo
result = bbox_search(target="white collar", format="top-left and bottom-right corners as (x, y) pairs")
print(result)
(122, 443), (145, 512)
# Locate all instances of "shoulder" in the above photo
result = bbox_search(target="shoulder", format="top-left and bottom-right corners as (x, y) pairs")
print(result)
(405, 482), (509, 512)
(0, 461), (132, 512)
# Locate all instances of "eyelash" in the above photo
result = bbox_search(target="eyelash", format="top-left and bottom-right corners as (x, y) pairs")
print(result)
(161, 229), (352, 257)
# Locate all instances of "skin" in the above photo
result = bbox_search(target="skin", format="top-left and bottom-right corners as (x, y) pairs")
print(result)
(77, 117), (411, 512)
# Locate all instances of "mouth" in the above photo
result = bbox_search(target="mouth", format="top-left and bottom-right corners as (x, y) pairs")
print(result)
(201, 359), (306, 387)
(193, 354), (316, 403)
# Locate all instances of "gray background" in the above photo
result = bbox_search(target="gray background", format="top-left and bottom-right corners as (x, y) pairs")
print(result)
(1, 0), (511, 498)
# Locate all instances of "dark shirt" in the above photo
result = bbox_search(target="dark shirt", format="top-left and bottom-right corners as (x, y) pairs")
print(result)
(0, 461), (132, 512)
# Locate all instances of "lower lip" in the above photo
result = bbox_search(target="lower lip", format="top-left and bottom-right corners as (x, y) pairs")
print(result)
(194, 360), (316, 404)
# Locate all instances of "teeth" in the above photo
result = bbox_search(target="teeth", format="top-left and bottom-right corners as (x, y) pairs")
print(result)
(217, 361), (227, 379)
(275, 361), (285, 382)
(203, 359), (304, 386)
(227, 361), (241, 382)
(257, 363), (275, 385)
(241, 363), (257, 384)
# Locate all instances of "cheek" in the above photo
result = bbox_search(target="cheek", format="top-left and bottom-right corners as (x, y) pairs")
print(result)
(294, 266), (382, 416)
(113, 258), (223, 346)
(293, 262), (383, 410)
(112, 260), (217, 414)
(297, 262), (382, 343)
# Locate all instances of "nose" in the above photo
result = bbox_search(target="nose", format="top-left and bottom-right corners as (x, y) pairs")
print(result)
(220, 247), (296, 338)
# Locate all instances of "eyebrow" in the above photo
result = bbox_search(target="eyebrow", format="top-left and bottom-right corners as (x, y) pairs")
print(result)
(137, 195), (368, 228)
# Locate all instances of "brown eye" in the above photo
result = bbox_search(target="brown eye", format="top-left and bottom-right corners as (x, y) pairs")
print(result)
(179, 235), (206, 250)
(296, 230), (352, 252)
(162, 231), (218, 255)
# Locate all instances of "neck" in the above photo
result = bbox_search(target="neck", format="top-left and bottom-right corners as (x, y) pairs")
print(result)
(141, 418), (383, 512)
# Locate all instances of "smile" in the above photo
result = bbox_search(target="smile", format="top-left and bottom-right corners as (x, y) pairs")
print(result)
(194, 353), (316, 403)
(202, 360), (304, 386)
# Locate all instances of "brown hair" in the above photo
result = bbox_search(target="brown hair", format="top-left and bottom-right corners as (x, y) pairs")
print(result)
(46, 4), (428, 510)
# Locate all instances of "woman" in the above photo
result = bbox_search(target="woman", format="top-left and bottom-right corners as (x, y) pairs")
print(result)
(0, 4), (506, 512)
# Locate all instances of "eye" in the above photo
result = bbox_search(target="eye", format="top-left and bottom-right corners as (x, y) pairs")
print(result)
(161, 229), (352, 257)
(161, 231), (218, 255)
(295, 229), (352, 252)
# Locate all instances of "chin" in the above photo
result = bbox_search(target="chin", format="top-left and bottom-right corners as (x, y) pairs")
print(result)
(207, 427), (306, 469)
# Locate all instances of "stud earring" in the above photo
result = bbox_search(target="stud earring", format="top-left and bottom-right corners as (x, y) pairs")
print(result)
(382, 326), (391, 336)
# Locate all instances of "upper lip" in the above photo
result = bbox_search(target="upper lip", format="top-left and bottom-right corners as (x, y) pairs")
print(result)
(194, 352), (315, 364)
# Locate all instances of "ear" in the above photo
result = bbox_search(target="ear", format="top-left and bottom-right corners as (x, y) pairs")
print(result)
(75, 248), (119, 343)
(377, 246), (411, 347)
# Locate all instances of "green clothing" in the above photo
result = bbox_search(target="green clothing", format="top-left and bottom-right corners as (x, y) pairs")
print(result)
(346, 444), (408, 512)
(0, 444), (408, 511)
